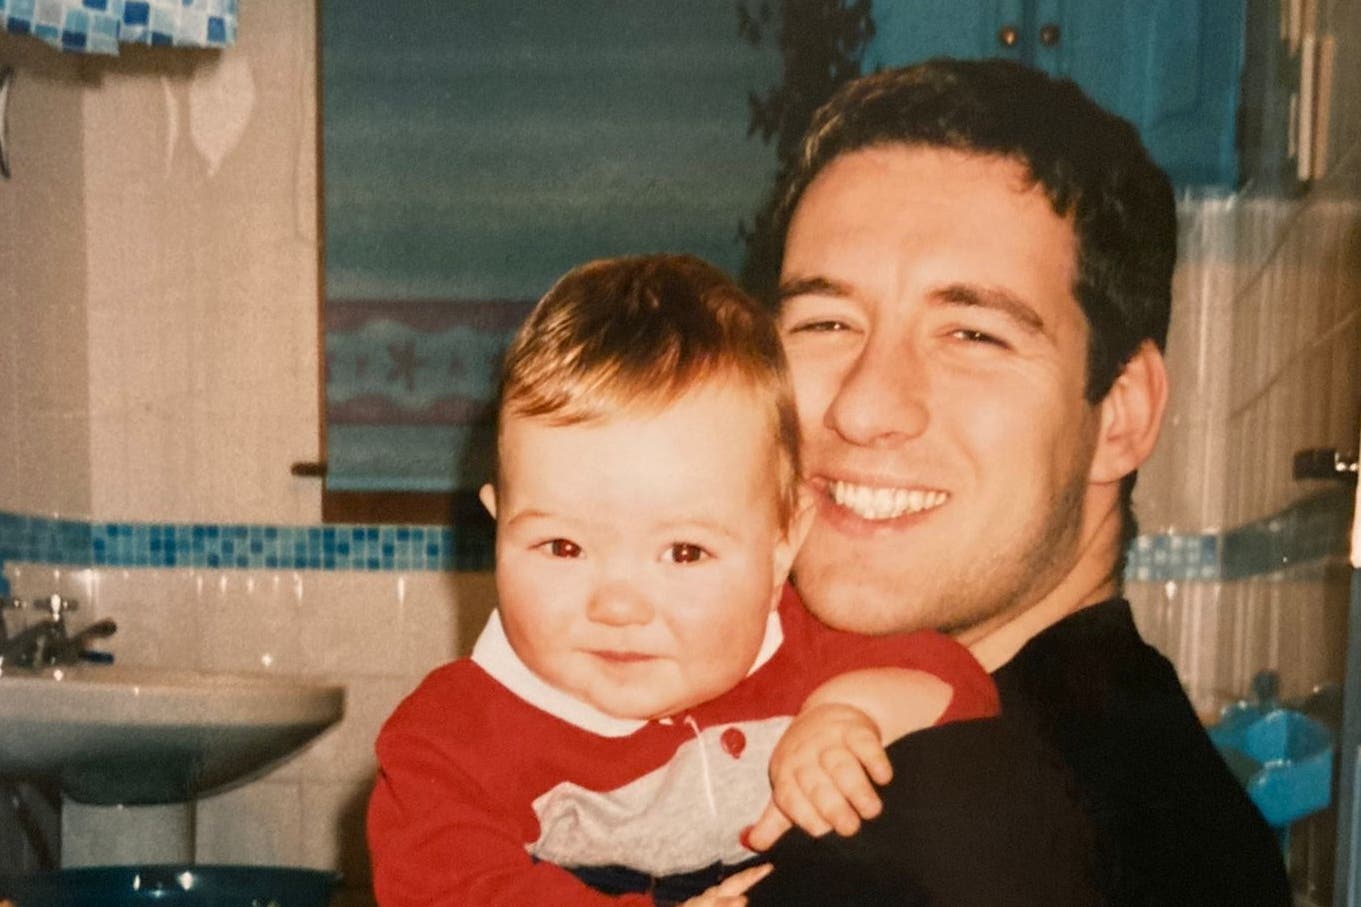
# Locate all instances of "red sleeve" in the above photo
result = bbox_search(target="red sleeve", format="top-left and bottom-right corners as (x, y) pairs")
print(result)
(367, 668), (656, 907)
(782, 585), (999, 725)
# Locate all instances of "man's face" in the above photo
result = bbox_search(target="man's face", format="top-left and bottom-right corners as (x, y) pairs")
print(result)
(778, 146), (1102, 637)
(485, 381), (799, 720)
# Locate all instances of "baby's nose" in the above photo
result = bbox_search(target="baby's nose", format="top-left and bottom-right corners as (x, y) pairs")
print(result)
(586, 580), (654, 626)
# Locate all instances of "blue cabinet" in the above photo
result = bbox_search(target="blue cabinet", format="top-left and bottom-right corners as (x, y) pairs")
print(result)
(862, 0), (1246, 188)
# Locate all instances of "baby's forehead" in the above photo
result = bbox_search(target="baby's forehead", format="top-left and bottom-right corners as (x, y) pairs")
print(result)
(501, 374), (773, 429)
(497, 379), (794, 500)
(498, 392), (785, 474)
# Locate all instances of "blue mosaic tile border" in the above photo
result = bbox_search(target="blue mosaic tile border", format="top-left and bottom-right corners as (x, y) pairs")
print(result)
(1124, 532), (1221, 582)
(0, 511), (494, 573)
(0, 511), (92, 567)
(0, 489), (1351, 580)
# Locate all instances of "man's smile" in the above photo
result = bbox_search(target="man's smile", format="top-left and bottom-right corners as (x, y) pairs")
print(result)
(827, 479), (949, 521)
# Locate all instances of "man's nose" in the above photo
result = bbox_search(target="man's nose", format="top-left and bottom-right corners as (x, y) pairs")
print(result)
(586, 578), (654, 626)
(825, 336), (929, 447)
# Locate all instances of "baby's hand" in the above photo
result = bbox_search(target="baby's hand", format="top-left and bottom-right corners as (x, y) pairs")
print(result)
(745, 703), (892, 851)
(680, 863), (772, 906)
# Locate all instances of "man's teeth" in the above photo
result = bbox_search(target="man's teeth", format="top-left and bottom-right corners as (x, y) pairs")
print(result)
(830, 481), (948, 521)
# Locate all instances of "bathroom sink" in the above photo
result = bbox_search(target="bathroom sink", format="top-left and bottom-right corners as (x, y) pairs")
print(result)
(0, 663), (345, 805)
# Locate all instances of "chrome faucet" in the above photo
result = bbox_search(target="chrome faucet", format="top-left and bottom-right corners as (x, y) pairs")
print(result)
(0, 595), (117, 671)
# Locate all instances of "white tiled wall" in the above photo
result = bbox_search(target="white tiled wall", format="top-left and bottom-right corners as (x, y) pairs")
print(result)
(1136, 188), (1361, 538)
(1222, 193), (1361, 528)
(1131, 567), (1352, 718)
(0, 33), (92, 518)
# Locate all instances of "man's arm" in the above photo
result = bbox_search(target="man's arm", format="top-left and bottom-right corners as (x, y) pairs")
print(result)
(748, 716), (1104, 907)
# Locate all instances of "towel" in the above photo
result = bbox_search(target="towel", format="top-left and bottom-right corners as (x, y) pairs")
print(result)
(0, 0), (236, 55)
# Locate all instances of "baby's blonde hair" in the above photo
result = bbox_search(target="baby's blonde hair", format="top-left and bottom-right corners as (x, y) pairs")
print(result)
(498, 254), (801, 527)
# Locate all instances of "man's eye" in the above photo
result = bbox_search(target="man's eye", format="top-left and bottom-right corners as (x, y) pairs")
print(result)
(665, 543), (709, 564)
(540, 538), (582, 558)
(952, 328), (1008, 347)
(787, 319), (851, 333)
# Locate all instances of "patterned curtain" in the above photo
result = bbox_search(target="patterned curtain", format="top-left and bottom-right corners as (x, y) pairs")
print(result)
(322, 2), (779, 494)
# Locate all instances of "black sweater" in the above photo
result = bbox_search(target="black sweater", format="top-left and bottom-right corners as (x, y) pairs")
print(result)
(750, 599), (1291, 906)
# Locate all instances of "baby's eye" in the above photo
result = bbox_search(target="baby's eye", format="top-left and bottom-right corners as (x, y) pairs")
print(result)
(665, 543), (709, 564)
(539, 538), (582, 558)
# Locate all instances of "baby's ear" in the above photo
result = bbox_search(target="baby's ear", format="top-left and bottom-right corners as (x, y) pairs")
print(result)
(786, 482), (816, 552)
(770, 483), (816, 597)
(478, 483), (498, 519)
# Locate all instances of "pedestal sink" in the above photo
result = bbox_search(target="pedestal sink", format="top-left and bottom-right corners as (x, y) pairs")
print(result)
(0, 663), (345, 866)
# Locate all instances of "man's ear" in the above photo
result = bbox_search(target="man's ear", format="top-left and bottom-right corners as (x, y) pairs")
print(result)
(478, 482), (498, 519)
(1090, 340), (1168, 485)
(770, 483), (817, 609)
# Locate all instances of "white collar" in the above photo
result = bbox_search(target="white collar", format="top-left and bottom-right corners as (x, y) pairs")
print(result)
(471, 607), (785, 738)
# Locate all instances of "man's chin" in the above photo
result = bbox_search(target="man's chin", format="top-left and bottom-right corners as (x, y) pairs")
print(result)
(793, 572), (938, 636)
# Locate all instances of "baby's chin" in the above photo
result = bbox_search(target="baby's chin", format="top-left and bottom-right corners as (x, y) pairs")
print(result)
(593, 694), (709, 723)
(581, 665), (757, 722)
(600, 700), (691, 722)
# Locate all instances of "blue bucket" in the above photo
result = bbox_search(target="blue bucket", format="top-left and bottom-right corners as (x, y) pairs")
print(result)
(0, 864), (340, 906)
(1209, 704), (1334, 829)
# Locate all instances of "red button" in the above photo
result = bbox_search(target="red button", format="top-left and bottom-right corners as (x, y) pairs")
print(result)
(720, 727), (746, 758)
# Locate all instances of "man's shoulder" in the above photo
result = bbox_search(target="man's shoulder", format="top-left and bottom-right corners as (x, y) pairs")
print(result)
(995, 598), (1166, 697)
(994, 598), (1292, 903)
(994, 596), (1210, 748)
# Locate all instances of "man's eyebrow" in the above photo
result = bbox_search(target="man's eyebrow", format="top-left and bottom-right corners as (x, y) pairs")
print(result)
(932, 283), (1047, 335)
(775, 275), (854, 305)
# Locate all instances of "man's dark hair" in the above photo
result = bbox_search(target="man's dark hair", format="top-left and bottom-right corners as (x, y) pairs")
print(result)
(772, 57), (1177, 571)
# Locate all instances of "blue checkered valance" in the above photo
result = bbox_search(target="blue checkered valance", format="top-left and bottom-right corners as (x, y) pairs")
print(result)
(0, 0), (235, 55)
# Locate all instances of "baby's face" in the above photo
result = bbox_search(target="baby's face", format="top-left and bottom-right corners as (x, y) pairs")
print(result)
(485, 381), (799, 721)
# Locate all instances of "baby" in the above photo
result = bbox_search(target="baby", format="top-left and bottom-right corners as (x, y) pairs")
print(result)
(367, 254), (997, 906)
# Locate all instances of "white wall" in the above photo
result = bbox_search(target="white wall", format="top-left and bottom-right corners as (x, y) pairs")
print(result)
(0, 33), (91, 518)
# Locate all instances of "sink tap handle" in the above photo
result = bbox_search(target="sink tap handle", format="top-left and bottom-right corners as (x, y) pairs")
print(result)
(38, 594), (77, 625)
(49, 618), (117, 665)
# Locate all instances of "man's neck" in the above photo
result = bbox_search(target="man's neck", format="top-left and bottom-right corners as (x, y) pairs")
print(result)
(960, 500), (1123, 673)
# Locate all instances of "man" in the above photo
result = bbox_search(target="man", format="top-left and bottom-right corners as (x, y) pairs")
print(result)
(748, 58), (1290, 906)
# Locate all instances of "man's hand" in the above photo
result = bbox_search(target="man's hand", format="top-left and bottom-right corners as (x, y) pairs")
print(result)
(744, 702), (893, 851)
(681, 863), (773, 906)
